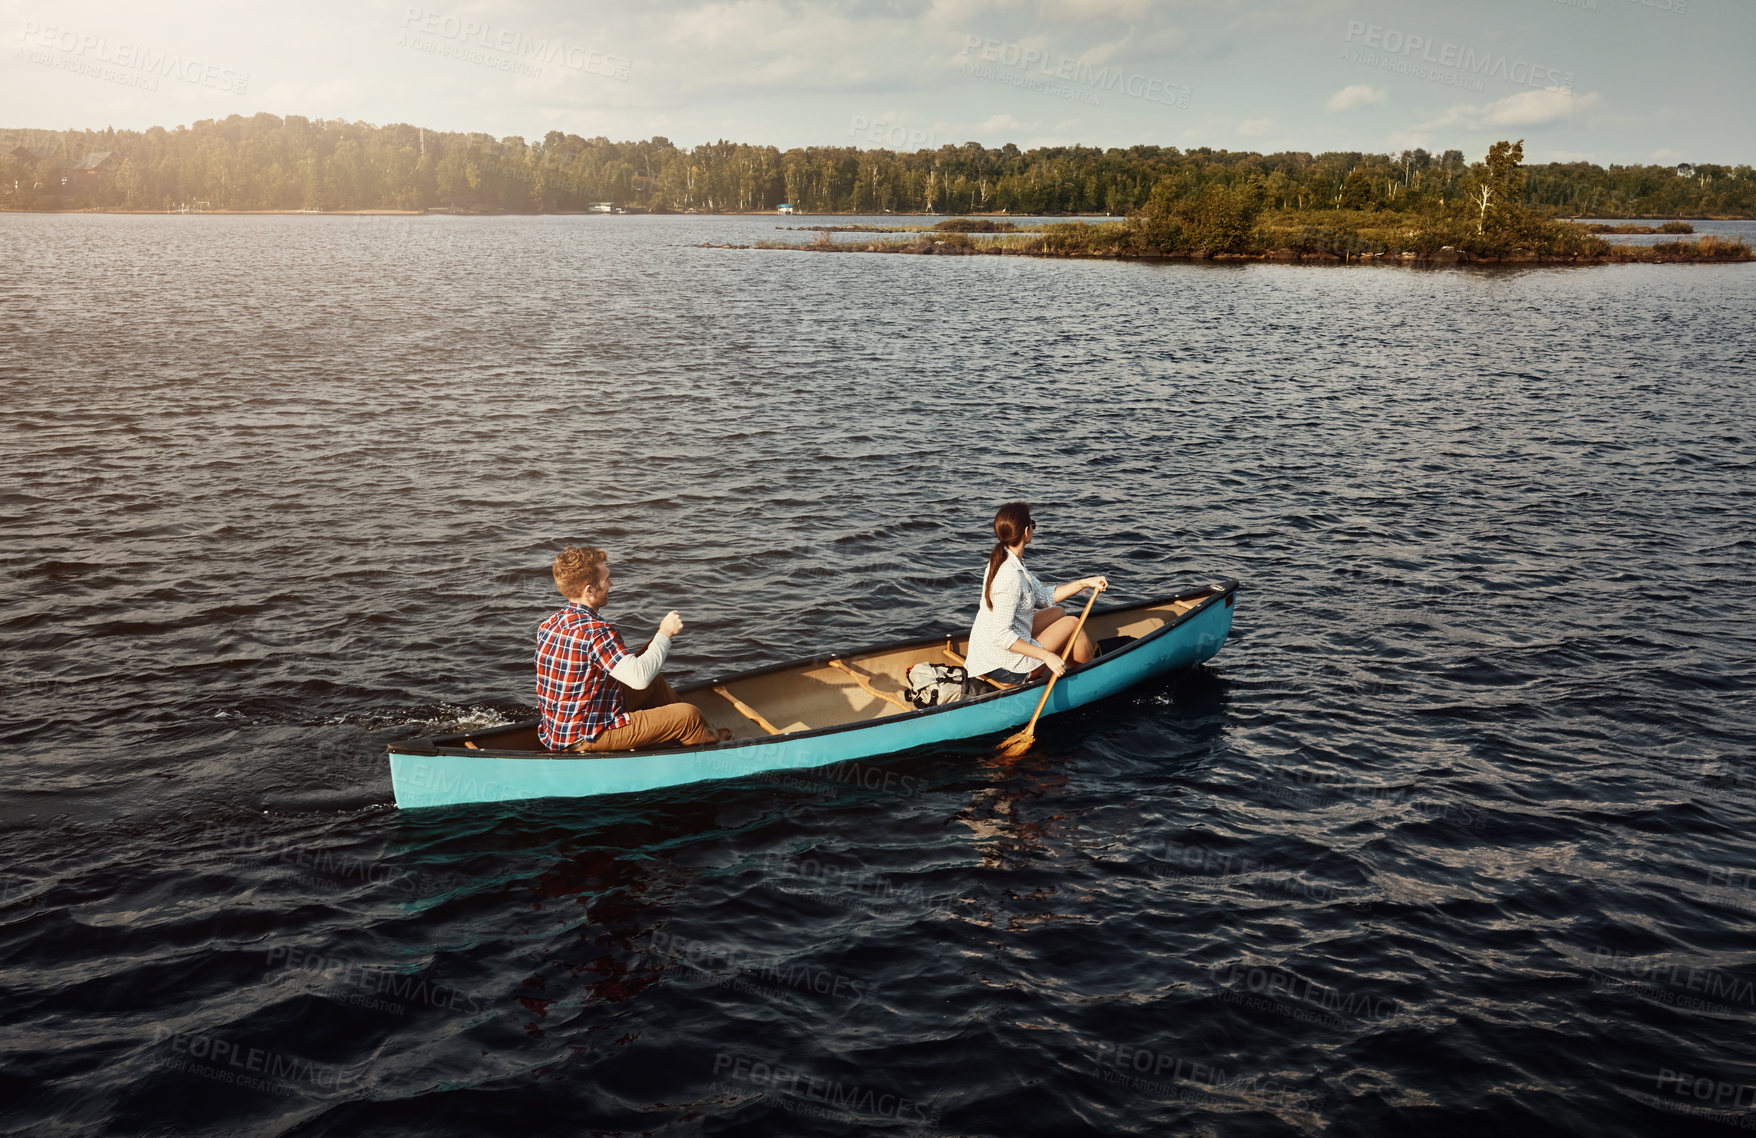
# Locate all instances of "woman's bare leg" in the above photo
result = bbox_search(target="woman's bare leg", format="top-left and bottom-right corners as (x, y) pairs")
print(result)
(1035, 614), (1095, 665)
(1027, 608), (1069, 678)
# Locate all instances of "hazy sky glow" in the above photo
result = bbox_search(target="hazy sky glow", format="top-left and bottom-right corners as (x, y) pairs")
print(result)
(4, 0), (1751, 163)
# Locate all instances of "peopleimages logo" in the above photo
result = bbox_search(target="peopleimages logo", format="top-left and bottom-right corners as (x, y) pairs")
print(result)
(1343, 21), (1573, 91)
(711, 1052), (936, 1124)
(265, 947), (485, 1015)
(17, 22), (249, 93)
(1587, 946), (1756, 1013)
(849, 115), (938, 151)
(155, 1028), (368, 1092)
(634, 930), (877, 1003)
(959, 33), (1191, 108)
(1211, 964), (1398, 1021)
(399, 7), (629, 80)
(1089, 1039), (1322, 1112)
(201, 823), (415, 892)
(1652, 1067), (1756, 1112)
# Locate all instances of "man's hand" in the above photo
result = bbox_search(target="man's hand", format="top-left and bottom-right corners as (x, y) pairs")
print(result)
(659, 611), (684, 638)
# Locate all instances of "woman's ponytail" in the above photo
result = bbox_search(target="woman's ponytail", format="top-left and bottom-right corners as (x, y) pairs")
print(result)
(983, 542), (1007, 610)
(983, 502), (1034, 610)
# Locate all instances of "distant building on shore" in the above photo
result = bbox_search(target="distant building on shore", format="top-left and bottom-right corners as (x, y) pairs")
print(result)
(777, 202), (794, 214)
(5, 146), (120, 191)
(8, 146), (118, 172)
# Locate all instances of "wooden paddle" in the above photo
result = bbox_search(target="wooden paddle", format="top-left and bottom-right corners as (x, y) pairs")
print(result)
(996, 586), (1102, 759)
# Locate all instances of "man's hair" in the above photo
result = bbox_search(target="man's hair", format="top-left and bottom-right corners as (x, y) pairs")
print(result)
(553, 545), (607, 599)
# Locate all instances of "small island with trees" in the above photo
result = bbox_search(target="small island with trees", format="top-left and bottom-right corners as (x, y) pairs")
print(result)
(758, 142), (1750, 264)
(4, 115), (1749, 264)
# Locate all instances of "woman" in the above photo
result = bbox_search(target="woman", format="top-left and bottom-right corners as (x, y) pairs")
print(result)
(964, 501), (1108, 685)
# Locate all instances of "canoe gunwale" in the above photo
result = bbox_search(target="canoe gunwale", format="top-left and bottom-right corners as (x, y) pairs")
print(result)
(386, 579), (1236, 761)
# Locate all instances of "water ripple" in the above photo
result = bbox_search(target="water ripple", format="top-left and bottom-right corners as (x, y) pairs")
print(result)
(1, 212), (1753, 1136)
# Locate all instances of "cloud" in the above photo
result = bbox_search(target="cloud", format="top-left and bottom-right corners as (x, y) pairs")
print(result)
(1238, 117), (1273, 137)
(1526, 148), (1599, 163)
(1051, 0), (1164, 23)
(972, 112), (1042, 135)
(1325, 84), (1386, 113)
(1415, 87), (1603, 132)
(1381, 131), (1436, 153)
(653, 1), (929, 89)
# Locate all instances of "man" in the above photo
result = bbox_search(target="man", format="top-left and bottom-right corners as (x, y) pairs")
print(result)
(535, 545), (716, 752)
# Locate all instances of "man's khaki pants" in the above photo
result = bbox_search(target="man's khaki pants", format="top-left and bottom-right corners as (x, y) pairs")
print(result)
(568, 675), (715, 752)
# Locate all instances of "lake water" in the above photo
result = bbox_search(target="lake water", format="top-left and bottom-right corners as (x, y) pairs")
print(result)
(3, 212), (1754, 1136)
(1572, 217), (1756, 245)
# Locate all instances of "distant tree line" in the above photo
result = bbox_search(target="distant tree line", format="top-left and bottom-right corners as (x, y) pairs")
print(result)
(3, 112), (1751, 218)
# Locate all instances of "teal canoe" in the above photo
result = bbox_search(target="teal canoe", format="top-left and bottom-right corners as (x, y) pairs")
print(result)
(386, 579), (1237, 809)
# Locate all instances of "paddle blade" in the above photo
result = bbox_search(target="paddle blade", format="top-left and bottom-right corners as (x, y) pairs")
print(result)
(994, 727), (1035, 759)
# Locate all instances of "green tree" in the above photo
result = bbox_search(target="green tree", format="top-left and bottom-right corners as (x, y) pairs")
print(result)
(1134, 177), (1266, 253)
(1473, 139), (1525, 237)
(1339, 169), (1373, 210)
(115, 158), (144, 207)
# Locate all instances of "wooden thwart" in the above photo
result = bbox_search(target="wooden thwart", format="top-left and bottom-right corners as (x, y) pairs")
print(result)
(942, 642), (1011, 690)
(827, 658), (912, 711)
(713, 685), (782, 736)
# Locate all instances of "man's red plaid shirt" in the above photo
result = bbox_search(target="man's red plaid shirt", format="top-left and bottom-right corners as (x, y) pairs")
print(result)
(534, 602), (632, 749)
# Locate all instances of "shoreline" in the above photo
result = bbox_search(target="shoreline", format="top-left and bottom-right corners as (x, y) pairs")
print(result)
(0, 207), (429, 216)
(3, 207), (1751, 221)
(738, 241), (1754, 265)
(0, 207), (1096, 218)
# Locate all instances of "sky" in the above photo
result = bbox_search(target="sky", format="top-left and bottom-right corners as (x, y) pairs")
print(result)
(4, 0), (1751, 164)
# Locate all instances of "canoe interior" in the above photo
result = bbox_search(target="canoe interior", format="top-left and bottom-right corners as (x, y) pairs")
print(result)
(431, 593), (1215, 756)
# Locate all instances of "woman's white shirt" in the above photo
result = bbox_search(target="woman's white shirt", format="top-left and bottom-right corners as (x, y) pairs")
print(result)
(965, 550), (1055, 677)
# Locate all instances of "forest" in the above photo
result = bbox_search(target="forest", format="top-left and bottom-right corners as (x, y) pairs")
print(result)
(5, 112), (1752, 219)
